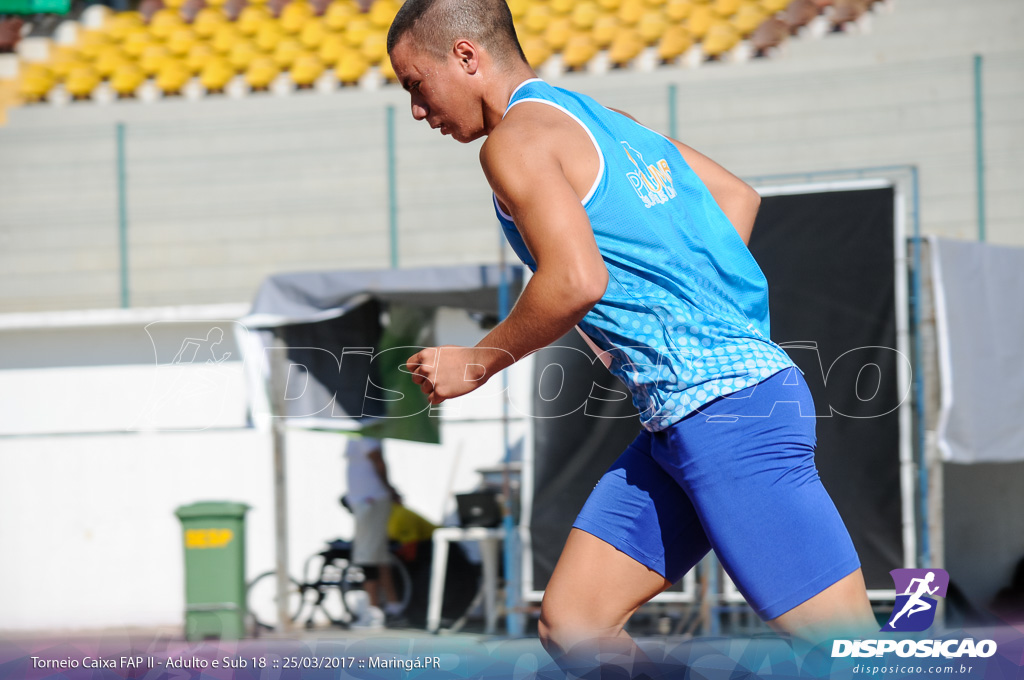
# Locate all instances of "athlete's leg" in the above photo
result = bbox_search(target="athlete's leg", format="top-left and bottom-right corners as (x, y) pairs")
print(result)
(767, 568), (876, 641)
(539, 528), (670, 657)
(541, 431), (711, 673)
(657, 368), (875, 644)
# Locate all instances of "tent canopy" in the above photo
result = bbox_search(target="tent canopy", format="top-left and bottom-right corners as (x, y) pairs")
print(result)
(242, 264), (523, 329)
(239, 264), (524, 437)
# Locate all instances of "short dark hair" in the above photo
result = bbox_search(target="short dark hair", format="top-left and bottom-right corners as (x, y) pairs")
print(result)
(386, 0), (527, 67)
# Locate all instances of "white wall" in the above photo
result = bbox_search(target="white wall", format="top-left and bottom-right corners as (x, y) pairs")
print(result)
(0, 307), (530, 632)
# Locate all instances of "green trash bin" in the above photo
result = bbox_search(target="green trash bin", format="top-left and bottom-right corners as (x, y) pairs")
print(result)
(174, 501), (250, 640)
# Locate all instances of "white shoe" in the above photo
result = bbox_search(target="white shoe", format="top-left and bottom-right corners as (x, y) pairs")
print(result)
(350, 605), (385, 630)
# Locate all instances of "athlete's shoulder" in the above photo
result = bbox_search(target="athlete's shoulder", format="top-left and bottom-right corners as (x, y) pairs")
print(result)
(480, 101), (574, 166)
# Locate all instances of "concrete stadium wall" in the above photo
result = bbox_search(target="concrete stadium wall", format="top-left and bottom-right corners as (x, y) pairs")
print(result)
(0, 0), (1021, 312)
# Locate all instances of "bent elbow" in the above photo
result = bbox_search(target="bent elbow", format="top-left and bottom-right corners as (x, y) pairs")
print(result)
(575, 267), (608, 311)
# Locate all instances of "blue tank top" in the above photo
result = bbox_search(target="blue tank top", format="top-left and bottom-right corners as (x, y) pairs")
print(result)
(494, 79), (795, 431)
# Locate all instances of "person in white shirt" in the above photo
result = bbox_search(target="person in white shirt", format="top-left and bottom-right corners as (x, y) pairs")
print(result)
(345, 437), (404, 624)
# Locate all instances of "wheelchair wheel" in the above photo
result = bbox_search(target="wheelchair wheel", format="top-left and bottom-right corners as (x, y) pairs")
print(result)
(340, 552), (413, 620)
(246, 571), (306, 635)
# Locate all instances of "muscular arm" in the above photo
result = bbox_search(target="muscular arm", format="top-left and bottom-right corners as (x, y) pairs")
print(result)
(477, 116), (608, 366)
(609, 107), (761, 244)
(406, 110), (608, 403)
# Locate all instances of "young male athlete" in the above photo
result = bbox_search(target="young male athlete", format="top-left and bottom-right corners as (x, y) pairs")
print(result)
(387, 0), (877, 660)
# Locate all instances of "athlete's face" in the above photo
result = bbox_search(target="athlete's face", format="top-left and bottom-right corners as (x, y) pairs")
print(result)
(389, 36), (485, 144)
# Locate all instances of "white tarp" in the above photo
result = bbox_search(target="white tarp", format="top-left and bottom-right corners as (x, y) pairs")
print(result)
(931, 236), (1024, 463)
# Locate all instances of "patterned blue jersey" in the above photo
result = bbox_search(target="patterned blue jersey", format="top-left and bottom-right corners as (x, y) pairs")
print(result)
(493, 79), (796, 432)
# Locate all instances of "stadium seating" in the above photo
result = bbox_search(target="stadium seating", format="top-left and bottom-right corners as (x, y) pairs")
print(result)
(0, 0), (884, 109)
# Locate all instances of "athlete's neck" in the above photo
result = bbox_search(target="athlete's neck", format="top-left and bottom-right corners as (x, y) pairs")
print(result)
(482, 65), (539, 136)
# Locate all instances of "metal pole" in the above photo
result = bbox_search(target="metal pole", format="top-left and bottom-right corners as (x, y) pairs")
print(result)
(498, 241), (524, 635)
(973, 54), (986, 242)
(116, 122), (130, 308)
(269, 332), (292, 632)
(387, 105), (399, 268)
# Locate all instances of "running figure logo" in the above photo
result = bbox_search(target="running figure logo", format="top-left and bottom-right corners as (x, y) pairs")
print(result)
(882, 568), (949, 632)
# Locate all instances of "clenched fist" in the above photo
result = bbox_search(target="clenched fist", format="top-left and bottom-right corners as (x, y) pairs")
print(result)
(405, 345), (512, 405)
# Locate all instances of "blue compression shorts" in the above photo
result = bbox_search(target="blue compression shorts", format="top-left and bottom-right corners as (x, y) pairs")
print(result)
(572, 366), (861, 621)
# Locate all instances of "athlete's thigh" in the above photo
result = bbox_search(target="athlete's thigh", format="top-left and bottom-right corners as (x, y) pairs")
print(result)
(654, 368), (861, 621)
(548, 430), (712, 630)
(542, 528), (671, 634)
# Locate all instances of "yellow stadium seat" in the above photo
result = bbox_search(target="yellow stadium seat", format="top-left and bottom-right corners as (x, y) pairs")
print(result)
(506, 0), (528, 19)
(237, 5), (271, 36)
(140, 44), (172, 76)
(245, 55), (279, 88)
(228, 40), (259, 71)
(77, 30), (113, 60)
(280, 2), (315, 34)
(17, 64), (54, 102)
(702, 19), (739, 55)
(48, 46), (81, 80)
(523, 3), (552, 34)
(255, 20), (285, 51)
(290, 52), (324, 85)
(361, 30), (387, 64)
(94, 45), (126, 78)
(637, 10), (667, 43)
(550, 0), (574, 16)
(317, 33), (345, 64)
(665, 0), (691, 20)
(733, 1), (766, 33)
(520, 35), (550, 68)
(596, 0), (620, 12)
(185, 42), (216, 73)
(104, 12), (145, 42)
(544, 17), (572, 51)
(344, 15), (372, 47)
(299, 18), (328, 49)
(200, 56), (234, 90)
(335, 48), (368, 83)
(570, 2), (599, 29)
(110, 61), (146, 96)
(368, 0), (398, 28)
(122, 28), (157, 58)
(713, 0), (740, 16)
(193, 8), (227, 38)
(156, 59), (191, 92)
(617, 0), (644, 25)
(167, 27), (197, 56)
(273, 37), (303, 68)
(592, 13), (619, 48)
(686, 3), (713, 38)
(212, 23), (242, 53)
(759, 0), (787, 12)
(608, 27), (642, 65)
(148, 9), (185, 40)
(657, 23), (692, 59)
(324, 0), (358, 31)
(205, 0), (227, 8)
(562, 32), (596, 69)
(66, 63), (100, 98)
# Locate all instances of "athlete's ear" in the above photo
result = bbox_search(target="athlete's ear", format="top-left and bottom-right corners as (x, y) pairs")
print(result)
(452, 39), (479, 75)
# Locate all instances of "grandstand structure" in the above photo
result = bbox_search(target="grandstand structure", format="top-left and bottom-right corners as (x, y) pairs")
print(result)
(0, 0), (881, 107)
(0, 0), (1022, 635)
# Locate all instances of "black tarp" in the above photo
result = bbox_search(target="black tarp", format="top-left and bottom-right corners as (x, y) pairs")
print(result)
(528, 188), (902, 593)
(241, 264), (523, 440)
